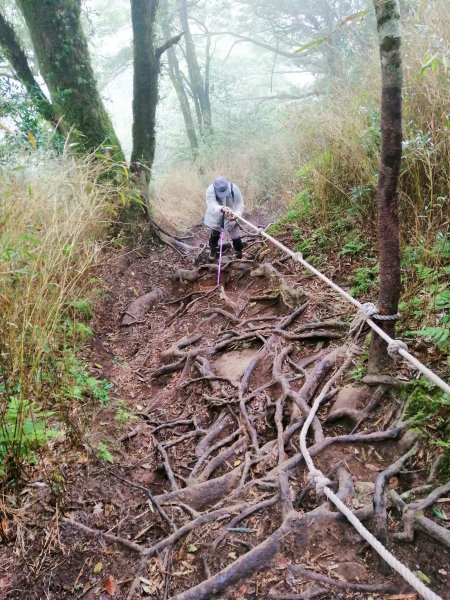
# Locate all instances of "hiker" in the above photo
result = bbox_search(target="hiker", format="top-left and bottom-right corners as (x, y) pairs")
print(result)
(204, 176), (244, 261)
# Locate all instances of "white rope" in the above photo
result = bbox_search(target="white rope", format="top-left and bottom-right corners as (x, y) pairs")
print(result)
(233, 214), (450, 396)
(235, 215), (446, 599)
(299, 380), (443, 600)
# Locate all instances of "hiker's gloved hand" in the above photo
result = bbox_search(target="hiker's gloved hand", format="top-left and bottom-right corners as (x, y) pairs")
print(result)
(227, 214), (237, 221)
(221, 206), (232, 215)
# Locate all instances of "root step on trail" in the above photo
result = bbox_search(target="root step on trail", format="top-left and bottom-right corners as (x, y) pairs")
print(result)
(7, 222), (448, 599)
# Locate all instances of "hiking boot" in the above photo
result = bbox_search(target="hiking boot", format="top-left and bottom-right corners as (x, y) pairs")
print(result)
(235, 251), (243, 260)
(208, 248), (217, 262)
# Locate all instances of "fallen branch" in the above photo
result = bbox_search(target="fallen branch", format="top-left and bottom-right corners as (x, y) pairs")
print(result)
(289, 565), (396, 594)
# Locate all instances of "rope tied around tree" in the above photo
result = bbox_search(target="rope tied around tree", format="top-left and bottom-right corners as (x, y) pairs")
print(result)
(349, 302), (401, 339)
(233, 212), (450, 396)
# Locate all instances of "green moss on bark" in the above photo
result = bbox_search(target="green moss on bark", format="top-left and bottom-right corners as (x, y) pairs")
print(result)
(17, 0), (123, 159)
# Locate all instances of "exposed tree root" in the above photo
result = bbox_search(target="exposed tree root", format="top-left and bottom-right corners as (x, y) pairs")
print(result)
(57, 251), (449, 600)
(374, 442), (419, 557)
(122, 287), (167, 326)
(169, 512), (296, 600)
(390, 483), (450, 548)
(289, 565), (397, 594)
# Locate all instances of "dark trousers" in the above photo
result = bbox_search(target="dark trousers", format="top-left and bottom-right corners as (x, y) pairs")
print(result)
(209, 230), (243, 253)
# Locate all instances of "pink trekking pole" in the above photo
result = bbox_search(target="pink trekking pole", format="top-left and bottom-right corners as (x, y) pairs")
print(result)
(216, 212), (225, 286)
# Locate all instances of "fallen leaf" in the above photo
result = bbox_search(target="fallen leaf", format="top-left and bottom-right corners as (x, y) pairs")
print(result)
(432, 507), (448, 521)
(364, 463), (381, 472)
(1, 520), (10, 537)
(438, 569), (447, 576)
(93, 561), (103, 574)
(93, 503), (104, 517)
(187, 544), (198, 553)
(389, 476), (399, 488)
(236, 584), (248, 600)
(228, 551), (237, 560)
(234, 459), (242, 466)
(415, 570), (430, 584)
(104, 575), (117, 596)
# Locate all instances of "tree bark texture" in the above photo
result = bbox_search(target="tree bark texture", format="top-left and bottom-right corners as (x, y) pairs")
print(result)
(16, 0), (122, 157)
(130, 0), (161, 192)
(161, 0), (198, 159)
(368, 0), (403, 374)
(0, 10), (55, 124)
(178, 0), (212, 135)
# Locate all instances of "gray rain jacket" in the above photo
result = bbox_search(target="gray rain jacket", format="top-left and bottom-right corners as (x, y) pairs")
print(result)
(203, 182), (245, 232)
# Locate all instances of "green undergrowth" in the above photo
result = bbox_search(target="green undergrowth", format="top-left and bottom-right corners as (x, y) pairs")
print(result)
(270, 0), (449, 477)
(403, 378), (450, 480)
(0, 153), (124, 481)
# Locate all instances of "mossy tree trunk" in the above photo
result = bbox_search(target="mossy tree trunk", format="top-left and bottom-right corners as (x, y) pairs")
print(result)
(16, 0), (123, 159)
(0, 9), (55, 125)
(130, 0), (161, 194)
(368, 0), (403, 373)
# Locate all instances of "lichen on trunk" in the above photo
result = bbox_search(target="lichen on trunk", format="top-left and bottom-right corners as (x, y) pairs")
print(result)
(16, 0), (123, 159)
(368, 0), (403, 374)
(130, 0), (161, 194)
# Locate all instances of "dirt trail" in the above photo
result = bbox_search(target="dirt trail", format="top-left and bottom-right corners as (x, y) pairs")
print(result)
(2, 221), (449, 600)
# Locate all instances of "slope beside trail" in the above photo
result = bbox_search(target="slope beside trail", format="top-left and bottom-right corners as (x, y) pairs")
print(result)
(3, 219), (449, 600)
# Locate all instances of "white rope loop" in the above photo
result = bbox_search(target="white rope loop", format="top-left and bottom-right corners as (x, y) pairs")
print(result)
(361, 301), (380, 318)
(300, 372), (443, 600)
(234, 213), (450, 396)
(373, 312), (401, 321)
(308, 469), (331, 496)
(388, 339), (409, 358)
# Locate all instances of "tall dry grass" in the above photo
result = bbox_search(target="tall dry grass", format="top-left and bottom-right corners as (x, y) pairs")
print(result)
(0, 151), (118, 477)
(284, 0), (449, 253)
(152, 133), (299, 231)
(153, 0), (449, 250)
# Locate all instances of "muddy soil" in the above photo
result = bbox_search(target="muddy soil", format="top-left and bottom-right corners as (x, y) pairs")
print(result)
(1, 221), (449, 600)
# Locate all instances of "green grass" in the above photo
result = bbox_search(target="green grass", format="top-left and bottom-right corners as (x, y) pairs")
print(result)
(404, 378), (450, 480)
(0, 152), (122, 479)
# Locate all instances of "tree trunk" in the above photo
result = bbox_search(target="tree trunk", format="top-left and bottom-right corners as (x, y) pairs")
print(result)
(0, 10), (55, 125)
(16, 0), (123, 158)
(130, 0), (160, 194)
(178, 0), (212, 135)
(161, 0), (198, 159)
(368, 0), (403, 374)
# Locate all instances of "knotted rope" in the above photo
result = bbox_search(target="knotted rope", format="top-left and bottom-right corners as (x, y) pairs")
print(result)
(233, 213), (450, 396)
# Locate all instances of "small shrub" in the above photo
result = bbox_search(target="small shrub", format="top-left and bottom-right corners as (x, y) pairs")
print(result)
(349, 263), (380, 297)
(70, 299), (93, 320)
(115, 401), (136, 424)
(338, 239), (367, 257)
(96, 441), (114, 463)
(404, 378), (450, 479)
(0, 395), (59, 478)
